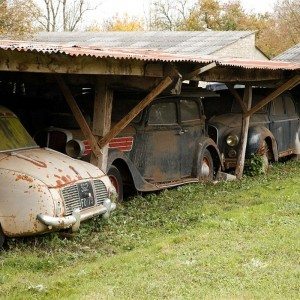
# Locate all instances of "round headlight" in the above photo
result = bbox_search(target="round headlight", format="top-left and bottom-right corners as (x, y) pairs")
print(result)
(226, 134), (239, 147)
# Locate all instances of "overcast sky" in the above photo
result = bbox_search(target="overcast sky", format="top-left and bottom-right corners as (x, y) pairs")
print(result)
(92, 0), (277, 23)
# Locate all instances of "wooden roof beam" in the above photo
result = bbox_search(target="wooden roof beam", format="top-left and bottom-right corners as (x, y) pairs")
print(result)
(0, 50), (163, 77)
(199, 67), (288, 83)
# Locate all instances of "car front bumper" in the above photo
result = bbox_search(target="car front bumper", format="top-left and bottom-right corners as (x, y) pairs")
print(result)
(37, 198), (116, 232)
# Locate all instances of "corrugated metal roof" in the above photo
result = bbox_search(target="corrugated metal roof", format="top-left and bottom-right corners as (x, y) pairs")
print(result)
(273, 43), (300, 63)
(33, 31), (255, 56)
(0, 40), (299, 71)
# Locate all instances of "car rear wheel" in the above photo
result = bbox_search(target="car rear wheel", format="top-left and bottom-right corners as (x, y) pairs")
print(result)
(198, 149), (214, 181)
(0, 225), (6, 250)
(261, 141), (271, 174)
(107, 166), (123, 201)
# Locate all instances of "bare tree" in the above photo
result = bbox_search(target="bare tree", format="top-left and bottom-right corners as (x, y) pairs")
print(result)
(150, 0), (194, 30)
(274, 0), (300, 43)
(36, 0), (100, 32)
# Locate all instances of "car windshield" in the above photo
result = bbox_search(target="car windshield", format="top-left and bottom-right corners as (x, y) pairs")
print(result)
(0, 115), (38, 152)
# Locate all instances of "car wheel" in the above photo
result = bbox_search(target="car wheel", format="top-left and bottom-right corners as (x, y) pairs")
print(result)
(107, 166), (124, 201)
(0, 225), (6, 250)
(261, 141), (271, 174)
(198, 149), (214, 181)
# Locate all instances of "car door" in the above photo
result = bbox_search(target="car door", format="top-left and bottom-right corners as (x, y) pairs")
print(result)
(269, 95), (290, 154)
(179, 99), (205, 178)
(283, 93), (300, 151)
(135, 100), (181, 183)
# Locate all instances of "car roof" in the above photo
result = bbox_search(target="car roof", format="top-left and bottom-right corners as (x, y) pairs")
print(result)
(0, 106), (16, 117)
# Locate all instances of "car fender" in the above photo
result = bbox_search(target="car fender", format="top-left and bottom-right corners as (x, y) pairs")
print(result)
(247, 126), (278, 161)
(193, 137), (223, 176)
(0, 170), (55, 237)
(108, 149), (158, 192)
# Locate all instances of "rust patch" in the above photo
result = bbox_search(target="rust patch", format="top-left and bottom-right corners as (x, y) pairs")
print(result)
(69, 165), (82, 179)
(15, 174), (33, 183)
(15, 155), (47, 168)
(56, 180), (63, 187)
(61, 176), (69, 183)
(69, 165), (79, 175)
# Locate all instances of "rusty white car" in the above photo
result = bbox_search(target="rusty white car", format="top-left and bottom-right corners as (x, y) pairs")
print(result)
(0, 106), (116, 248)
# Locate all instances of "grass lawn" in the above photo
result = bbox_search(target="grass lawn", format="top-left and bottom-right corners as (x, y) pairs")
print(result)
(0, 160), (299, 299)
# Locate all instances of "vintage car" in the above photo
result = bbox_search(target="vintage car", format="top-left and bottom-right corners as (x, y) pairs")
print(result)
(0, 106), (117, 248)
(207, 90), (300, 169)
(36, 95), (223, 200)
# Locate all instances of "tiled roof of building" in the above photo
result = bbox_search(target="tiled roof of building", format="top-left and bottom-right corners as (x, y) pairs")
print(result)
(33, 31), (255, 56)
(273, 43), (300, 63)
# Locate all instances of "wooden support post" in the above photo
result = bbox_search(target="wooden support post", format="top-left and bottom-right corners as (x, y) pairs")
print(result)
(245, 75), (300, 117)
(235, 85), (253, 179)
(55, 75), (102, 158)
(99, 76), (173, 148)
(90, 80), (113, 172)
(226, 84), (247, 113)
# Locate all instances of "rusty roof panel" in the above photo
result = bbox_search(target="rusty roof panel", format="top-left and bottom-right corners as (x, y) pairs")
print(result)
(0, 40), (300, 71)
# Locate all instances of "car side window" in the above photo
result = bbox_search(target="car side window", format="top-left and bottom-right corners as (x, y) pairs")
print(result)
(148, 102), (177, 125)
(180, 100), (201, 122)
(284, 95), (297, 116)
(272, 96), (285, 116)
(112, 98), (142, 123)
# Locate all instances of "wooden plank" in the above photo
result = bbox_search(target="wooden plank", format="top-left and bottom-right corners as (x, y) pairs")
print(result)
(185, 62), (217, 80)
(199, 68), (285, 83)
(99, 76), (173, 148)
(226, 84), (247, 113)
(90, 80), (113, 172)
(199, 62), (217, 74)
(0, 50), (159, 77)
(235, 85), (253, 179)
(245, 75), (300, 117)
(55, 75), (102, 157)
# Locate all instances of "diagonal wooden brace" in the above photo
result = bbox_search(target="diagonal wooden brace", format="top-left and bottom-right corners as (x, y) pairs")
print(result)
(99, 76), (173, 148)
(245, 75), (300, 117)
(55, 75), (102, 158)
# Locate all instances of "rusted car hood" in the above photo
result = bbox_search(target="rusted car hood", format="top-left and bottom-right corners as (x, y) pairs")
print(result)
(209, 113), (268, 128)
(0, 148), (104, 188)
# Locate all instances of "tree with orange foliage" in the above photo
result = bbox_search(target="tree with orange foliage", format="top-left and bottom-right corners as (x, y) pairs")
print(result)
(0, 0), (39, 37)
(102, 14), (144, 31)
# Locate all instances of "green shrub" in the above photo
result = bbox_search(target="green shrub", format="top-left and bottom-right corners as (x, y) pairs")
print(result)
(245, 154), (266, 177)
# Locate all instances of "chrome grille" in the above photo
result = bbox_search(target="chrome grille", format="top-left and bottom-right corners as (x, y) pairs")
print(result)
(61, 179), (108, 215)
(61, 185), (80, 215)
(93, 180), (108, 205)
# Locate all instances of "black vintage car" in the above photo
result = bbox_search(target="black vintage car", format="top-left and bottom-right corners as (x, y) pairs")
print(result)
(206, 90), (300, 170)
(36, 95), (222, 200)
